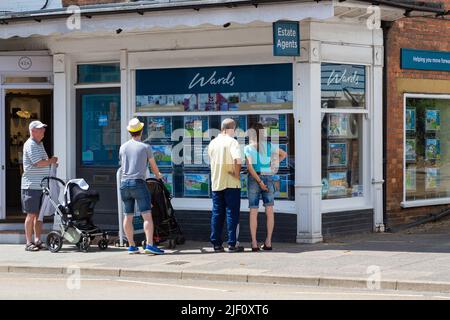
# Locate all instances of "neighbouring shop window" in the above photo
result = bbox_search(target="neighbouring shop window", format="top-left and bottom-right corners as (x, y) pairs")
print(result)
(78, 63), (120, 84)
(80, 93), (121, 166)
(321, 63), (366, 200)
(404, 96), (450, 202)
(135, 64), (295, 200)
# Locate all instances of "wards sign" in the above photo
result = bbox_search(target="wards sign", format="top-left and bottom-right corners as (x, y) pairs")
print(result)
(273, 21), (300, 57)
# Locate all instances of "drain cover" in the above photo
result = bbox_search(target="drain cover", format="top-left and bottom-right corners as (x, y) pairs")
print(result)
(166, 261), (190, 265)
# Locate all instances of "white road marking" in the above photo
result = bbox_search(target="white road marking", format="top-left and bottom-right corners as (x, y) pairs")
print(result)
(116, 279), (230, 292)
(294, 291), (425, 298)
(433, 296), (450, 300)
(1, 277), (111, 282)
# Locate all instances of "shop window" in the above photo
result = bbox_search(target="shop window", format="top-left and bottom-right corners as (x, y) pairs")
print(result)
(404, 96), (450, 202)
(321, 63), (366, 200)
(321, 113), (364, 199)
(77, 63), (120, 84)
(135, 63), (295, 200)
(80, 93), (121, 166)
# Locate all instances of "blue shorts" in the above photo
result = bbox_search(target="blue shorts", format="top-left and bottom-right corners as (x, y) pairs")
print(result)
(120, 179), (151, 215)
(248, 175), (275, 209)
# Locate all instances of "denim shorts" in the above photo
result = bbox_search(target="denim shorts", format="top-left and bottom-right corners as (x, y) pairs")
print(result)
(248, 175), (275, 208)
(120, 179), (151, 215)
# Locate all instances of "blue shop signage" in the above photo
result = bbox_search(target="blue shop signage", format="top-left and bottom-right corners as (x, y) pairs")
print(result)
(136, 63), (292, 95)
(321, 63), (366, 92)
(401, 48), (450, 72)
(273, 21), (300, 57)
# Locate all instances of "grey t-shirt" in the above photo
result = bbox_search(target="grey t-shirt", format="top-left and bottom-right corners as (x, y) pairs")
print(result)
(119, 139), (154, 181)
(21, 138), (50, 190)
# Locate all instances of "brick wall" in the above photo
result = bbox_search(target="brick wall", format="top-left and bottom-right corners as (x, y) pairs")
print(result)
(62, 0), (128, 7)
(385, 7), (450, 227)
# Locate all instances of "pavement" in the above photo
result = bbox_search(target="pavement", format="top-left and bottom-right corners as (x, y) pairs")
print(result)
(2, 218), (450, 294)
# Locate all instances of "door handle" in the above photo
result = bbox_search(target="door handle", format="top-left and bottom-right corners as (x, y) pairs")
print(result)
(1, 165), (4, 170)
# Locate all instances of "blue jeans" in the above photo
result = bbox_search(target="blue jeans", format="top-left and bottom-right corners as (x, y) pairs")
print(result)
(210, 188), (241, 247)
(248, 175), (275, 208)
(120, 179), (151, 214)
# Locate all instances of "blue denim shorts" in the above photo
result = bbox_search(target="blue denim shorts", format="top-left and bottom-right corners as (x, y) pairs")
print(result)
(120, 179), (151, 215)
(248, 175), (275, 208)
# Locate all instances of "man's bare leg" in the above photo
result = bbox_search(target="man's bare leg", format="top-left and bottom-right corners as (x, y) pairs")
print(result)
(123, 214), (136, 247)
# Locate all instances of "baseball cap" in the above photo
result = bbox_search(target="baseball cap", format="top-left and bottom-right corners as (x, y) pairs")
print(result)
(29, 120), (47, 130)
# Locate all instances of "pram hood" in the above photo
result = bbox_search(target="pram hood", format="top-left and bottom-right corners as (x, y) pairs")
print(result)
(64, 179), (99, 208)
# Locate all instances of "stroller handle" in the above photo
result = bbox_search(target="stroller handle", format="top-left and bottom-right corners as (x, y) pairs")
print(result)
(40, 176), (66, 189)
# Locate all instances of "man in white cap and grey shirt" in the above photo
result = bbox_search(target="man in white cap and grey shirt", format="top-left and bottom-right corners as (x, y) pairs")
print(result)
(22, 120), (58, 251)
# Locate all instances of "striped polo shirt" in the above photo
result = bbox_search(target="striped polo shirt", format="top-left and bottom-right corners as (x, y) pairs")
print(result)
(21, 138), (50, 190)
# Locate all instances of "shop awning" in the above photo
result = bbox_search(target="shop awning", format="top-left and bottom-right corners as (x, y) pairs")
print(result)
(0, 1), (334, 39)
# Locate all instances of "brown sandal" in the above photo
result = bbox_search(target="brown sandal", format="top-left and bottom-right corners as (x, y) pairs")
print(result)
(35, 240), (47, 250)
(25, 243), (39, 252)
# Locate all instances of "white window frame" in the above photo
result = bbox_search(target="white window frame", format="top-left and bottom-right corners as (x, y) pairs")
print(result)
(401, 93), (450, 208)
(128, 47), (296, 214)
(320, 62), (372, 213)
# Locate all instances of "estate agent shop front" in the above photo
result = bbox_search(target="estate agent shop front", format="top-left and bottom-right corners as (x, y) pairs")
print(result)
(0, 1), (402, 243)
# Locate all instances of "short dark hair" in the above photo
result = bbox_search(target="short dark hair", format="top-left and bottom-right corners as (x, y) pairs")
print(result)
(130, 129), (143, 137)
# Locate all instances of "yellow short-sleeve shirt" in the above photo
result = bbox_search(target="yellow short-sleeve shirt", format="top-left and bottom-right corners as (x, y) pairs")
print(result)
(208, 134), (242, 192)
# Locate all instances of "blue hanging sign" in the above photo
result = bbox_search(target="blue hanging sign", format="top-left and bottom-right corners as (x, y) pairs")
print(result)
(273, 21), (300, 57)
(401, 48), (450, 72)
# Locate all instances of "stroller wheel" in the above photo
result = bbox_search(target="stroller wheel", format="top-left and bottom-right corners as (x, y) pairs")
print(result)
(80, 236), (90, 252)
(168, 239), (176, 249)
(98, 238), (108, 251)
(176, 235), (185, 245)
(46, 231), (63, 253)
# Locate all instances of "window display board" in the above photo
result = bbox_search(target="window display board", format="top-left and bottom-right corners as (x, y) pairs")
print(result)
(404, 97), (450, 202)
(136, 63), (295, 200)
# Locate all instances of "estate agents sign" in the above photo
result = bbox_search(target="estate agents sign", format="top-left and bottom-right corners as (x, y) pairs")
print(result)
(273, 21), (300, 57)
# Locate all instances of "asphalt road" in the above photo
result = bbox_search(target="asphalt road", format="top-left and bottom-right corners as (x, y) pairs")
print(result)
(1, 273), (450, 300)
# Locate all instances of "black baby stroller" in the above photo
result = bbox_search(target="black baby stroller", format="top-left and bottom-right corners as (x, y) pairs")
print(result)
(40, 177), (109, 253)
(144, 178), (185, 249)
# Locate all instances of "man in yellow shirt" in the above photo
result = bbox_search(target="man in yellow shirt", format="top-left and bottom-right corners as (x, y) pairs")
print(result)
(207, 118), (244, 253)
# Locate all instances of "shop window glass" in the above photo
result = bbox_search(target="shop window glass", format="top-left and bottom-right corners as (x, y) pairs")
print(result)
(141, 115), (295, 199)
(404, 97), (450, 201)
(321, 113), (363, 199)
(78, 63), (120, 84)
(81, 93), (121, 166)
(321, 63), (366, 200)
(321, 63), (366, 109)
(136, 64), (295, 200)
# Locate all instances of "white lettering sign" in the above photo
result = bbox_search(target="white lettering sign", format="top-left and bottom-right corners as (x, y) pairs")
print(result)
(188, 71), (235, 90)
(327, 69), (360, 87)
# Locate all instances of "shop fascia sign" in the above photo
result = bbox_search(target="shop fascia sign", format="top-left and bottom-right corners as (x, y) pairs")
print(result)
(273, 20), (300, 57)
(136, 64), (293, 95)
(321, 64), (365, 92)
(401, 48), (450, 72)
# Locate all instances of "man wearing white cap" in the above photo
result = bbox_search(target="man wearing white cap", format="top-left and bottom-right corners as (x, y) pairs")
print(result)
(119, 118), (164, 255)
(22, 120), (58, 251)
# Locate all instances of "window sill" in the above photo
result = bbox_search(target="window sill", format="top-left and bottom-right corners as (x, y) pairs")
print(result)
(401, 198), (450, 208)
(321, 197), (372, 213)
(171, 198), (296, 214)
